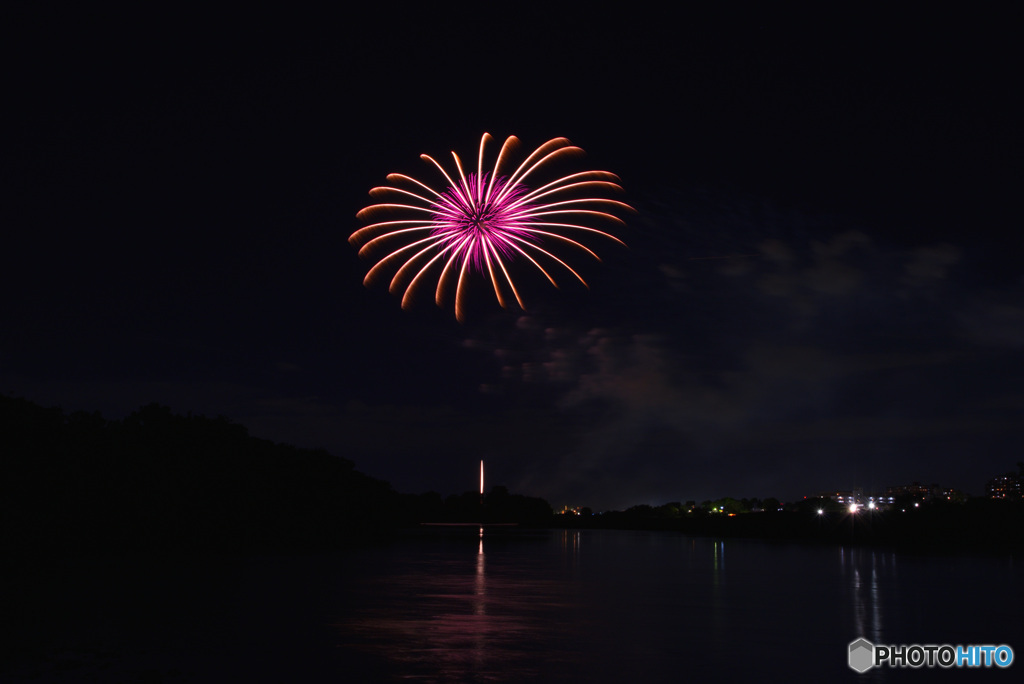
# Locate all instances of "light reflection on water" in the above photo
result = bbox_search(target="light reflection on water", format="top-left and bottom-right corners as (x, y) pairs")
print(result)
(841, 546), (890, 646)
(342, 528), (582, 681)
(9, 529), (1018, 682)
(336, 529), (1022, 683)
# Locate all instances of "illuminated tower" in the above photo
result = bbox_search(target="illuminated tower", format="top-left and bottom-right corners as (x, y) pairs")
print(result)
(479, 459), (484, 504)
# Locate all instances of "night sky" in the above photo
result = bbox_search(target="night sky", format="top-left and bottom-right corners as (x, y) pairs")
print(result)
(5, 8), (1021, 511)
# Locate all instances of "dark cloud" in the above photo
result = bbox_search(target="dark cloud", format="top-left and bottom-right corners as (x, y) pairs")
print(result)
(434, 186), (1024, 509)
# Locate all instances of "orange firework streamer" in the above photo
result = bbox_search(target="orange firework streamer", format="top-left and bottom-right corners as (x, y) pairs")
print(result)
(352, 133), (632, 321)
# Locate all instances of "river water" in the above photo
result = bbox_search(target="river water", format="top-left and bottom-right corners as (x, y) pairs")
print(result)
(7, 528), (1022, 682)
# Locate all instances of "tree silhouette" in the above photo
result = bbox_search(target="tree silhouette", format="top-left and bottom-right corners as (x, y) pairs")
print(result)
(1, 396), (403, 554)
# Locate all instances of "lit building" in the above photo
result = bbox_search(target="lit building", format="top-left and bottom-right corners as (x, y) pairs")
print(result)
(938, 487), (966, 502)
(986, 473), (1023, 500)
(819, 488), (893, 510)
(884, 482), (938, 502)
(822, 488), (862, 505)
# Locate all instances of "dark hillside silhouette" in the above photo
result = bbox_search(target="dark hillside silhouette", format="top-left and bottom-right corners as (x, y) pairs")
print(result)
(1, 396), (556, 557)
(1, 396), (401, 554)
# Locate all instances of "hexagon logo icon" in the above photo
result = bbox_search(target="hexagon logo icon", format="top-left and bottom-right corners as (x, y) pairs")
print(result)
(848, 638), (875, 673)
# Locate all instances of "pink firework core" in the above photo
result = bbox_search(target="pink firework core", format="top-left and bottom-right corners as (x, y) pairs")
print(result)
(430, 173), (535, 271)
(352, 132), (632, 322)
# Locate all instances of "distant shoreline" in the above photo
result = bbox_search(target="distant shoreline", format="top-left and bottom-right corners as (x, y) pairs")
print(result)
(549, 503), (1024, 558)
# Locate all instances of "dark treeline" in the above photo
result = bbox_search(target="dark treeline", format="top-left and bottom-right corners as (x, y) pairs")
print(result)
(2, 396), (398, 553)
(0, 396), (552, 556)
(557, 497), (1024, 556)
(7, 394), (1019, 557)
(411, 486), (554, 527)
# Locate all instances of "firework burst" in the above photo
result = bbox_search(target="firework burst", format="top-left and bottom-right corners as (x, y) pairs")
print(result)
(351, 133), (632, 322)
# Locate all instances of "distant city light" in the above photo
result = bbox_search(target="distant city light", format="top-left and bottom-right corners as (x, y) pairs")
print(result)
(849, 503), (858, 514)
(867, 501), (876, 510)
(817, 508), (824, 515)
